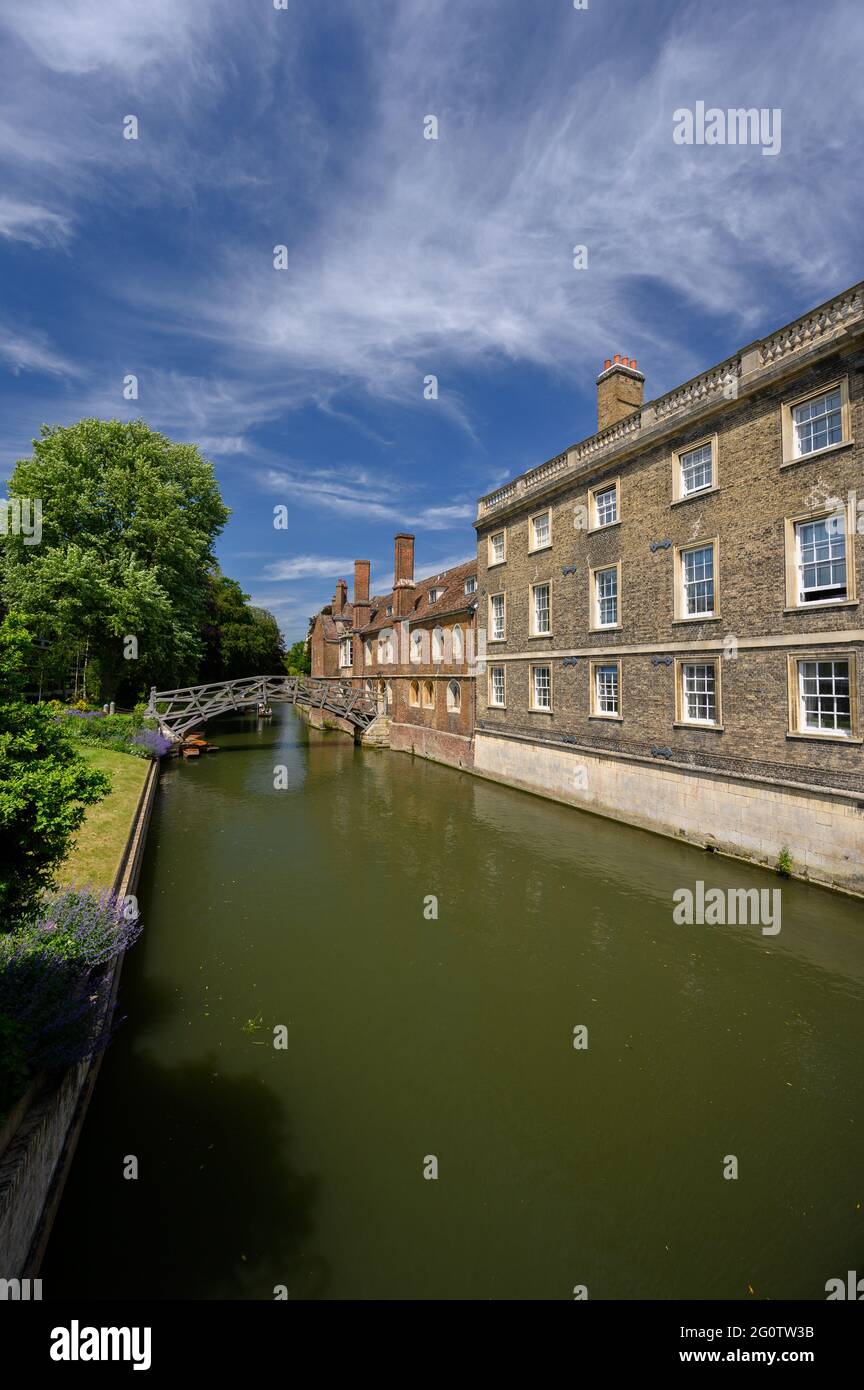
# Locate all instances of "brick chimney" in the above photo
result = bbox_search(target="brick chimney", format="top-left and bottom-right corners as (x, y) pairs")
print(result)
(393, 533), (415, 617)
(333, 578), (348, 615)
(351, 560), (371, 665)
(596, 355), (645, 432)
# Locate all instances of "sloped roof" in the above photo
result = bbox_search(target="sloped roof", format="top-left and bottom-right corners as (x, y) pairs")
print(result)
(360, 558), (477, 634)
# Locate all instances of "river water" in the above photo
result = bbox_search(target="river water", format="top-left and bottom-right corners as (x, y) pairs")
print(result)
(45, 707), (864, 1300)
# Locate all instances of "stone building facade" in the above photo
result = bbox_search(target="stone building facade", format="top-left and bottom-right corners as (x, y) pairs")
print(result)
(473, 282), (864, 893)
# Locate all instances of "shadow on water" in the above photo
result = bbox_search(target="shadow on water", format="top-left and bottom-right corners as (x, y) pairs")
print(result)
(44, 981), (326, 1300)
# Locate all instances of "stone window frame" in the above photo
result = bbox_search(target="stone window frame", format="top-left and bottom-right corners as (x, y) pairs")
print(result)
(783, 502), (857, 612)
(409, 679), (420, 707)
(488, 590), (507, 643)
(589, 658), (623, 721)
(529, 579), (553, 638)
(452, 624), (464, 662)
(781, 377), (852, 468)
(589, 560), (622, 631)
(446, 679), (461, 713)
(529, 662), (554, 714)
(431, 625), (445, 663)
(377, 629), (395, 664)
(671, 432), (719, 504)
(673, 538), (721, 624)
(338, 637), (352, 668)
(786, 649), (860, 743)
(488, 664), (507, 708)
(528, 507), (553, 554)
(422, 679), (436, 709)
(673, 656), (724, 730)
(588, 477), (621, 531)
(410, 630), (424, 664)
(487, 528), (507, 568)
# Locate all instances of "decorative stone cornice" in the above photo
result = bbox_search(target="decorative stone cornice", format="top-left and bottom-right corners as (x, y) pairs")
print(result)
(476, 280), (864, 524)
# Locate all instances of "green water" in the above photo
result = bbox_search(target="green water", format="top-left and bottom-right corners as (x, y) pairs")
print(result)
(44, 707), (864, 1300)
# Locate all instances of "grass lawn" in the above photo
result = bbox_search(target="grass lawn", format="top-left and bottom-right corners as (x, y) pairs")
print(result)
(58, 747), (150, 892)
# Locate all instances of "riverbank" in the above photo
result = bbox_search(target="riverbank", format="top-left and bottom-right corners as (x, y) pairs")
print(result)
(0, 753), (159, 1279)
(58, 747), (150, 891)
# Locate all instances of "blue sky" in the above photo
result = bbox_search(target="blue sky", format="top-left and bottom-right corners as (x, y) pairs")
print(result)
(1, 0), (862, 642)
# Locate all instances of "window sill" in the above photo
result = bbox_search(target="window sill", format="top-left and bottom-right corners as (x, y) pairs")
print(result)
(782, 600), (858, 614)
(590, 624), (622, 633)
(673, 720), (725, 732)
(589, 713), (623, 722)
(780, 439), (854, 469)
(528, 708), (554, 715)
(671, 615), (722, 625)
(587, 520), (621, 534)
(528, 543), (553, 555)
(528, 632), (554, 640)
(488, 637), (507, 644)
(487, 704), (507, 711)
(786, 731), (862, 745)
(671, 484), (720, 506)
(487, 559), (506, 569)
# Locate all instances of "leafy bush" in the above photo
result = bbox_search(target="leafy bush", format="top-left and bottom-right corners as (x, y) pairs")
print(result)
(131, 728), (173, 758)
(0, 890), (142, 1120)
(0, 612), (111, 929)
(55, 709), (167, 759)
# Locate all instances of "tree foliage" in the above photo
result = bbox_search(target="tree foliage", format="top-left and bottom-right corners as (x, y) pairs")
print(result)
(1, 419), (230, 701)
(198, 572), (285, 681)
(285, 639), (311, 676)
(0, 615), (109, 928)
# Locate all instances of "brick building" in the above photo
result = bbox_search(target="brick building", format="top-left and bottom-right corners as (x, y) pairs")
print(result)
(307, 578), (354, 679)
(311, 535), (478, 768)
(473, 282), (864, 893)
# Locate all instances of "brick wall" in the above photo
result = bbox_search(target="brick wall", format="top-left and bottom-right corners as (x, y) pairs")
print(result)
(476, 348), (864, 792)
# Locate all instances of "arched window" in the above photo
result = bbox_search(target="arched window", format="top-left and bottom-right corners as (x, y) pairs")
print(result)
(364, 639), (373, 665)
(432, 626), (444, 663)
(409, 680), (420, 707)
(411, 631), (423, 664)
(378, 629), (393, 664)
(452, 625), (463, 662)
(447, 680), (461, 712)
(385, 681), (393, 707)
(422, 680), (435, 708)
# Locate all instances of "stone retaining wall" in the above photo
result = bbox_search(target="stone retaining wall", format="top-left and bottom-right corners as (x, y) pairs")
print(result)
(0, 756), (160, 1280)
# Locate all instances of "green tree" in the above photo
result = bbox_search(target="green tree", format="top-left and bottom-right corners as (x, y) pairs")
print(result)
(198, 572), (285, 681)
(285, 639), (311, 676)
(1, 419), (230, 701)
(0, 614), (109, 928)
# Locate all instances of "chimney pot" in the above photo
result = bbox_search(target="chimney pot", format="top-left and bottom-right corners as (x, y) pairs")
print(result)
(603, 358), (611, 370)
(596, 355), (645, 432)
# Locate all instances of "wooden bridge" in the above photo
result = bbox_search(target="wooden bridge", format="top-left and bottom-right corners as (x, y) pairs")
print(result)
(146, 675), (379, 741)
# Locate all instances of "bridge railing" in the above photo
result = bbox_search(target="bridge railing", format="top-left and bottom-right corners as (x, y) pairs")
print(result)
(146, 674), (379, 737)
